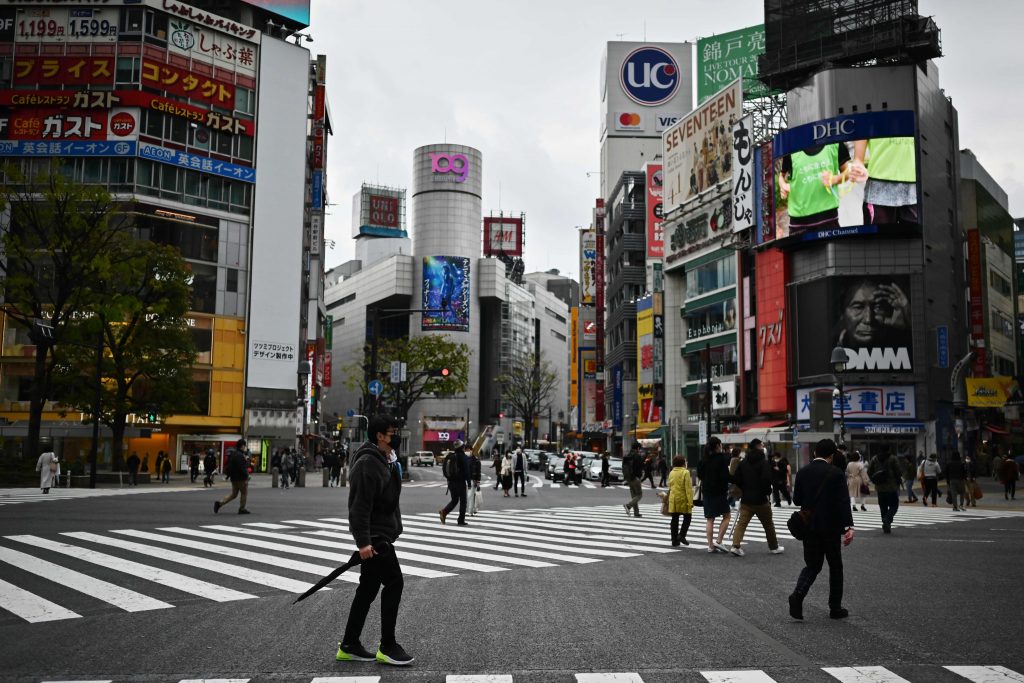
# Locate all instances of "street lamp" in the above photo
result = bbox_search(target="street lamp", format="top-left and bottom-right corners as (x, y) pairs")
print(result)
(830, 346), (849, 447)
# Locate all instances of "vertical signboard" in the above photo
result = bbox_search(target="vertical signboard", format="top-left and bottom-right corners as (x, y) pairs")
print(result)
(967, 228), (986, 376)
(421, 256), (471, 332)
(755, 248), (789, 413)
(595, 199), (606, 421)
(570, 307), (579, 411)
(580, 229), (597, 305)
(731, 114), (755, 233)
(696, 24), (767, 103)
(662, 79), (742, 211)
(645, 164), (664, 258)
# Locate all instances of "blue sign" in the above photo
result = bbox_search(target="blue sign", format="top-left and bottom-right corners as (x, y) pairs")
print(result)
(799, 225), (879, 242)
(773, 110), (916, 158)
(346, 408), (355, 417)
(368, 379), (383, 397)
(853, 422), (924, 435)
(138, 142), (256, 184)
(612, 365), (624, 432)
(311, 169), (323, 210)
(936, 325), (949, 369)
(620, 46), (680, 106)
(0, 140), (137, 157)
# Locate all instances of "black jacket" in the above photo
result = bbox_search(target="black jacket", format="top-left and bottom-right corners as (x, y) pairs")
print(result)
(731, 449), (772, 505)
(699, 451), (731, 496)
(793, 459), (854, 535)
(469, 456), (482, 481)
(945, 460), (966, 482)
(225, 448), (249, 482)
(348, 441), (403, 548)
(622, 451), (643, 481)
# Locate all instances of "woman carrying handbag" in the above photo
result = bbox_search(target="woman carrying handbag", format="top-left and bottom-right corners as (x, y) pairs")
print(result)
(846, 451), (869, 512)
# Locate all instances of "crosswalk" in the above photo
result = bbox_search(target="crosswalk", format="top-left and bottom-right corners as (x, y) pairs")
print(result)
(0, 487), (202, 506)
(30, 665), (1024, 682)
(1, 503), (1021, 625)
(404, 475), (631, 489)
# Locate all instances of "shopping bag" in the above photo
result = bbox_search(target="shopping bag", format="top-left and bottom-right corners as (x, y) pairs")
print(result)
(971, 481), (984, 500)
(470, 486), (482, 514)
(657, 491), (670, 516)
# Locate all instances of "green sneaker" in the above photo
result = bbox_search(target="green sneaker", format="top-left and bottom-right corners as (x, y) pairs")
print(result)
(336, 641), (375, 662)
(376, 641), (414, 666)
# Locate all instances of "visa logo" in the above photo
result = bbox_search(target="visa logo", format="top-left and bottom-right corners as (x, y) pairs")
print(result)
(656, 115), (682, 132)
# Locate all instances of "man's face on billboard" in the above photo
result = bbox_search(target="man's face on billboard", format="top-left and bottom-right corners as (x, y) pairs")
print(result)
(843, 283), (890, 345)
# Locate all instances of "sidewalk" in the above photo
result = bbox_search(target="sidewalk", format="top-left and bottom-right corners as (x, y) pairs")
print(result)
(911, 477), (1024, 512)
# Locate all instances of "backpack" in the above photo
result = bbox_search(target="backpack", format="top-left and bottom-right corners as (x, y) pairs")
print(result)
(443, 452), (460, 480)
(868, 457), (891, 485)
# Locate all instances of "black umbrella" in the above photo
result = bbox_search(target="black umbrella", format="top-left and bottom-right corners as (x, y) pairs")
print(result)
(292, 550), (362, 604)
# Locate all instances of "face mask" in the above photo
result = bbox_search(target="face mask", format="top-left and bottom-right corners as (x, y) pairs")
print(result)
(389, 435), (401, 453)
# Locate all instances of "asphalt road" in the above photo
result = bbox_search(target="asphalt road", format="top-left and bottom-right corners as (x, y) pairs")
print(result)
(1, 466), (1022, 682)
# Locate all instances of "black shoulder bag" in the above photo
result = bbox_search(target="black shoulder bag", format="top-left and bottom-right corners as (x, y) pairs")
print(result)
(787, 470), (832, 541)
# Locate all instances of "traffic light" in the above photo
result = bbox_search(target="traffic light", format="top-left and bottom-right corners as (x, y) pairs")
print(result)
(429, 367), (450, 378)
(147, 410), (157, 424)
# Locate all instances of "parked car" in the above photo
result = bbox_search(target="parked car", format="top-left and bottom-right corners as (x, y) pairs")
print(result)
(412, 451), (435, 467)
(546, 456), (566, 482)
(586, 456), (623, 482)
(524, 449), (548, 470)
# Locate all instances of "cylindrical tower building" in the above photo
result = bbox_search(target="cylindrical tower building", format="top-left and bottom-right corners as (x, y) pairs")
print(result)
(410, 144), (483, 449)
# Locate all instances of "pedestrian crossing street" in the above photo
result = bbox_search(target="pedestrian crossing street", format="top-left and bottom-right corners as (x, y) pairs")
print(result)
(30, 664), (1024, 682)
(0, 487), (202, 506)
(404, 475), (628, 489)
(1, 503), (1021, 625)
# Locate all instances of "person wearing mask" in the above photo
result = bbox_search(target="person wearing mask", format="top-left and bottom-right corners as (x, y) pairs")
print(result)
(771, 452), (792, 507)
(280, 449), (293, 490)
(512, 447), (528, 497)
(945, 452), (967, 511)
(600, 452), (611, 488)
(788, 439), (855, 621)
(963, 453), (979, 508)
(920, 453), (942, 506)
(899, 454), (919, 503)
(500, 450), (514, 497)
(667, 455), (694, 546)
(698, 436), (732, 553)
(657, 454), (669, 488)
(213, 439), (251, 515)
(846, 451), (869, 512)
(202, 449), (217, 488)
(867, 448), (902, 534)
(491, 451), (502, 491)
(728, 443), (784, 556)
(336, 414), (413, 667)
(727, 446), (745, 510)
(999, 453), (1019, 501)
(622, 443), (645, 518)
(469, 449), (483, 515)
(439, 440), (469, 525)
(35, 451), (59, 494)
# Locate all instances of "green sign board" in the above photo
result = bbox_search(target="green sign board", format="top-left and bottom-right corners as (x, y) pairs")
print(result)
(324, 315), (333, 348)
(697, 24), (768, 104)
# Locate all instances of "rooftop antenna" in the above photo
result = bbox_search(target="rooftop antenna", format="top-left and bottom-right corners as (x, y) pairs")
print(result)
(615, 33), (627, 41)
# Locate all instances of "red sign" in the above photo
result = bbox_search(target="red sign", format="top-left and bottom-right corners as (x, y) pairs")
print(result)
(483, 216), (524, 257)
(369, 195), (399, 228)
(645, 164), (664, 258)
(967, 228), (986, 376)
(0, 108), (140, 140)
(323, 351), (332, 387)
(0, 89), (255, 136)
(13, 56), (115, 87)
(755, 248), (789, 414)
(141, 60), (235, 110)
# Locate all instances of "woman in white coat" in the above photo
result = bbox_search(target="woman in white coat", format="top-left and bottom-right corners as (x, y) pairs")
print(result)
(846, 451), (869, 512)
(35, 451), (60, 493)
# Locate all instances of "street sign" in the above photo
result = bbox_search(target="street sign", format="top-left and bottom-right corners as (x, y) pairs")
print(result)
(698, 420), (708, 445)
(346, 408), (355, 417)
(496, 432), (505, 445)
(390, 361), (401, 383)
(368, 379), (383, 396)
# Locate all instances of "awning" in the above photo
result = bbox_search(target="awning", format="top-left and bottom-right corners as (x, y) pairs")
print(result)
(646, 426), (671, 440)
(740, 420), (788, 433)
(985, 424), (1009, 434)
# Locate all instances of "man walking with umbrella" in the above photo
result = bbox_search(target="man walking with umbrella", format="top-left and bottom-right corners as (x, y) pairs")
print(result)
(335, 414), (414, 666)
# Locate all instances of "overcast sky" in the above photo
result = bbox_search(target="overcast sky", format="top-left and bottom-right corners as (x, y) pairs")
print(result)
(311, 0), (1023, 279)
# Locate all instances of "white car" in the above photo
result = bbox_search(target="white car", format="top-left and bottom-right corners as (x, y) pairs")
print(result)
(412, 451), (435, 467)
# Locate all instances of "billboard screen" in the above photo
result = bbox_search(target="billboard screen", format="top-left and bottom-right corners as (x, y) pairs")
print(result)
(422, 256), (470, 332)
(770, 111), (919, 243)
(796, 275), (914, 376)
(663, 79), (742, 212)
(697, 24), (768, 104)
(240, 1), (310, 27)
(483, 216), (524, 257)
(645, 164), (664, 258)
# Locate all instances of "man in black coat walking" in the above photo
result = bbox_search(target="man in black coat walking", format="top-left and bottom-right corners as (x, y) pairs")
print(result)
(789, 438), (855, 620)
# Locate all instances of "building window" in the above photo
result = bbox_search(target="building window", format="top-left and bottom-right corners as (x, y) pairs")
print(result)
(686, 343), (738, 381)
(991, 309), (1014, 340)
(190, 318), (213, 365)
(684, 298), (737, 340)
(116, 57), (140, 85)
(192, 371), (211, 415)
(544, 307), (567, 324)
(551, 330), (567, 342)
(339, 293), (356, 305)
(686, 256), (736, 299)
(187, 262), (218, 314)
(226, 268), (239, 293)
(989, 271), (1012, 298)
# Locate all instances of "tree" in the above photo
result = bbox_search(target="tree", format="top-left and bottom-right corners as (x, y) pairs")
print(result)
(53, 237), (198, 468)
(495, 352), (559, 447)
(343, 334), (470, 422)
(0, 163), (121, 462)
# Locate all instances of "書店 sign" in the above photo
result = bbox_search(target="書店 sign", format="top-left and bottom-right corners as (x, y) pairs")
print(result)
(796, 385), (916, 421)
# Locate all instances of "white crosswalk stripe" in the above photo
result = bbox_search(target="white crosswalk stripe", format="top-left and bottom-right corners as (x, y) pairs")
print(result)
(29, 669), (1024, 683)
(2, 502), (1020, 624)
(0, 486), (202, 506)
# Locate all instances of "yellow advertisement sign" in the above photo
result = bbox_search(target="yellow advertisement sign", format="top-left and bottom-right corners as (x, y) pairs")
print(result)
(570, 307), (579, 408)
(966, 377), (1019, 408)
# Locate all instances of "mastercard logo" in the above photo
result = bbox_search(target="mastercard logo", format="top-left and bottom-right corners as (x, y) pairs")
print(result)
(618, 112), (642, 126)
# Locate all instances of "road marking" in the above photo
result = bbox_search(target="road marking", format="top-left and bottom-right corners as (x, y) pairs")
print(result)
(576, 674), (646, 682)
(824, 666), (913, 682)
(457, 513), (674, 552)
(701, 671), (779, 682)
(930, 539), (995, 543)
(0, 545), (171, 615)
(241, 523), (295, 529)
(0, 576), (81, 623)
(61, 532), (316, 593)
(111, 529), (359, 583)
(448, 676), (514, 682)
(179, 680), (250, 683)
(6, 535), (255, 603)
(200, 525), (458, 578)
(946, 665), (1024, 682)
(395, 519), (612, 562)
(310, 678), (381, 683)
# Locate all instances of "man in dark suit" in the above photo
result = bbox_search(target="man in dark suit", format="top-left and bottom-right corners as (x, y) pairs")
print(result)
(789, 438), (855, 620)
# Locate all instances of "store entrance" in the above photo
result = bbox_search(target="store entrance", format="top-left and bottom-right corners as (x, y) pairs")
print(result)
(849, 435), (917, 461)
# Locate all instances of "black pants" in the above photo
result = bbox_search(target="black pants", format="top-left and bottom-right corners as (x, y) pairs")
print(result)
(877, 490), (899, 526)
(641, 471), (656, 488)
(190, 466), (198, 483)
(601, 470), (610, 487)
(794, 531), (844, 609)
(670, 513), (692, 542)
(1005, 480), (1017, 499)
(513, 471), (526, 495)
(923, 477), (939, 505)
(343, 542), (403, 649)
(443, 479), (467, 523)
(772, 481), (791, 505)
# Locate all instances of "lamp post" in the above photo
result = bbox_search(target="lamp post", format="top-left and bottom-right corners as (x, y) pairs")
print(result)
(830, 346), (849, 447)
